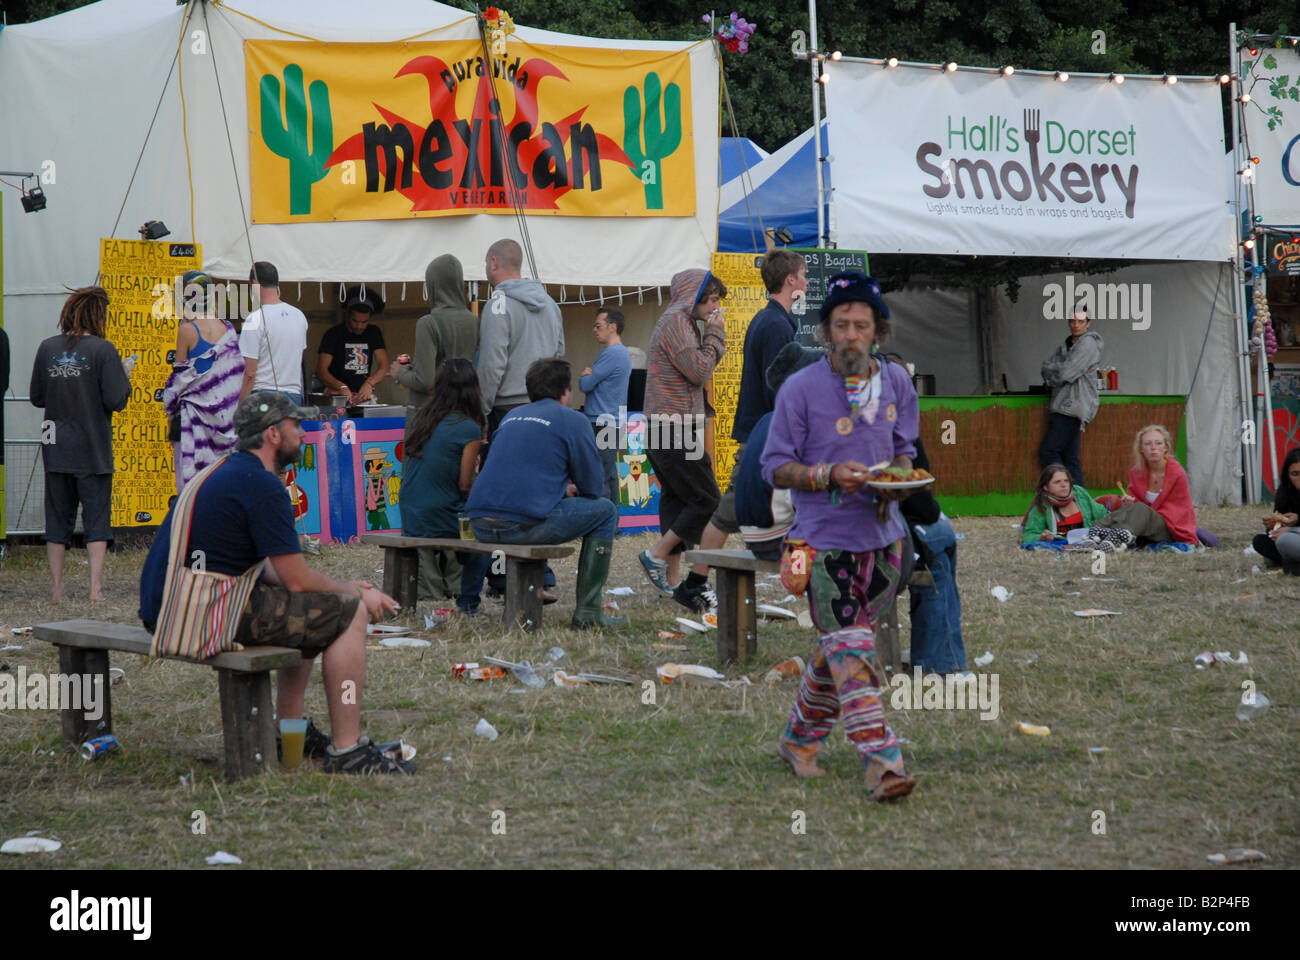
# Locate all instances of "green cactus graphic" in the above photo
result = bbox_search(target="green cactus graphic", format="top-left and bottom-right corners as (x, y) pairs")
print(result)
(260, 64), (333, 216)
(623, 72), (682, 210)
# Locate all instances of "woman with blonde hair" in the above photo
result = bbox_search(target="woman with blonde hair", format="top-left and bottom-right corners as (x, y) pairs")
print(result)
(1081, 424), (1199, 551)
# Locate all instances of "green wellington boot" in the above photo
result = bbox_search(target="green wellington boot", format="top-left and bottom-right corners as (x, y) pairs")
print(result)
(571, 537), (629, 629)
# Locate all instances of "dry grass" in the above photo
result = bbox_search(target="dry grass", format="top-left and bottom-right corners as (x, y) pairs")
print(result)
(1, 505), (1296, 869)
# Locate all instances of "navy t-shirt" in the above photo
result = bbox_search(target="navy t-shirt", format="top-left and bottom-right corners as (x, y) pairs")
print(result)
(319, 323), (387, 392)
(732, 300), (797, 443)
(138, 452), (301, 629)
(401, 415), (481, 539)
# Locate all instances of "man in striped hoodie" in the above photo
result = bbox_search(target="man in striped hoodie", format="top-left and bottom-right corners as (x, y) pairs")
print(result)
(637, 269), (727, 593)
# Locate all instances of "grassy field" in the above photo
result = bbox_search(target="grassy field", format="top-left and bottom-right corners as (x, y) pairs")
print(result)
(0, 506), (1295, 870)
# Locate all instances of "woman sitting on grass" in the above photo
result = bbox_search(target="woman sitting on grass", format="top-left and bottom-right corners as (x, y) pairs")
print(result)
(1253, 448), (1300, 574)
(1021, 463), (1110, 546)
(1081, 424), (1198, 552)
(400, 358), (491, 613)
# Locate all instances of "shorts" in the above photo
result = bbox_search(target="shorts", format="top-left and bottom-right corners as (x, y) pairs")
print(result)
(234, 582), (361, 659)
(708, 443), (746, 535)
(44, 472), (113, 544)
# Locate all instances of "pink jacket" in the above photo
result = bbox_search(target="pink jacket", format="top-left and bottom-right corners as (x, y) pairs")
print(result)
(1129, 457), (1198, 544)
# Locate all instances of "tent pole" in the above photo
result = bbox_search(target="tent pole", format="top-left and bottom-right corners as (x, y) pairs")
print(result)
(1229, 22), (1258, 504)
(808, 0), (825, 249)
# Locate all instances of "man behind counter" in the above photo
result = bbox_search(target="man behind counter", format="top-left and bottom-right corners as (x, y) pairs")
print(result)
(316, 286), (389, 402)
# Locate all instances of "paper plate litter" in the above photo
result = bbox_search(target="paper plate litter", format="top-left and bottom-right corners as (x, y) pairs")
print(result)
(378, 636), (432, 648)
(367, 624), (410, 636)
(675, 616), (709, 634)
(758, 604), (797, 620)
(1073, 609), (1121, 617)
(1, 836), (61, 854)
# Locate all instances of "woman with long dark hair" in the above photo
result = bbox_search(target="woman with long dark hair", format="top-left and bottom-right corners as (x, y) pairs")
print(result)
(1021, 463), (1109, 545)
(1253, 448), (1300, 574)
(400, 358), (490, 612)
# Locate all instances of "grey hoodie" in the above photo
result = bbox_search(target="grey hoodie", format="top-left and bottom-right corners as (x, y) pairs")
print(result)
(477, 277), (565, 411)
(1042, 329), (1103, 426)
(397, 255), (480, 412)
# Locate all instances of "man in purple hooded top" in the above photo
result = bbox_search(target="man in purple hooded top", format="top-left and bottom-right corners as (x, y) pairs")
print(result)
(761, 271), (918, 802)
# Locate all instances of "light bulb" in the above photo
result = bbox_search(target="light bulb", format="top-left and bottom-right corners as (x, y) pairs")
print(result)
(887, 57), (899, 68)
(1240, 93), (1252, 103)
(818, 72), (829, 85)
(1219, 74), (1231, 84)
(944, 61), (957, 72)
(1055, 71), (1069, 82)
(1164, 75), (1178, 85)
(1244, 238), (1255, 250)
(830, 50), (842, 61)
(1110, 73), (1125, 84)
(1002, 65), (1014, 76)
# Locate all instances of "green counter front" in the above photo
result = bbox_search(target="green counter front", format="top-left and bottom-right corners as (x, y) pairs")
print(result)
(919, 395), (1187, 516)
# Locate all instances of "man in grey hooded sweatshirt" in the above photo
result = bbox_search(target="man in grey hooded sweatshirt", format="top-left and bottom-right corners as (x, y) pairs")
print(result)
(391, 253), (481, 603)
(1038, 306), (1103, 487)
(391, 253), (480, 419)
(478, 238), (565, 432)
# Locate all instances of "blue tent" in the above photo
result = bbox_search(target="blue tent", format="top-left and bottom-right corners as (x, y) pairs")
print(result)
(717, 122), (828, 253)
(718, 136), (768, 184)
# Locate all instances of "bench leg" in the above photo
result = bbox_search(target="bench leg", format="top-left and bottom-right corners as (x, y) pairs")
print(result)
(217, 669), (276, 781)
(874, 596), (902, 678)
(503, 558), (545, 632)
(382, 546), (419, 612)
(715, 569), (757, 664)
(57, 645), (112, 746)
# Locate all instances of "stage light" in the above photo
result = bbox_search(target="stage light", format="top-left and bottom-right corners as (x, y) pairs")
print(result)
(139, 220), (170, 240)
(21, 185), (46, 213)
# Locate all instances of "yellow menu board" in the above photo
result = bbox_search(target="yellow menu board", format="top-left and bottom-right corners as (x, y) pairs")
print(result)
(99, 238), (202, 526)
(709, 252), (769, 485)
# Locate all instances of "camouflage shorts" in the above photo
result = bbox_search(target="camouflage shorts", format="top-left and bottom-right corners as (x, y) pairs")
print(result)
(234, 583), (361, 659)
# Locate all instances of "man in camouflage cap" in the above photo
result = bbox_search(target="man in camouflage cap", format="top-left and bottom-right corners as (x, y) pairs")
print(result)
(139, 392), (413, 774)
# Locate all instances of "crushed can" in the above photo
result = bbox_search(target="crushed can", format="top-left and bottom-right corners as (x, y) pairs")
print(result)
(80, 734), (120, 760)
(1194, 652), (1216, 669)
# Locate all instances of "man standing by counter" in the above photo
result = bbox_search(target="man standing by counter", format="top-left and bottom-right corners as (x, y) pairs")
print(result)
(1038, 305), (1103, 487)
(580, 307), (631, 508)
(240, 261), (308, 405)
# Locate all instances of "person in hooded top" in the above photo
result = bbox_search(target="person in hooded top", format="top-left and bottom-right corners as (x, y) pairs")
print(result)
(635, 268), (728, 595)
(391, 253), (480, 420)
(1038, 304), (1103, 487)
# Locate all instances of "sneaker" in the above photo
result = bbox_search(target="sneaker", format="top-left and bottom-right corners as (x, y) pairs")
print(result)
(638, 549), (674, 596)
(673, 579), (718, 615)
(323, 736), (416, 775)
(276, 717), (331, 762)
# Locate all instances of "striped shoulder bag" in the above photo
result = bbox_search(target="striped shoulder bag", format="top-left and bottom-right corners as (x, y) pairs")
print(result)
(150, 456), (267, 660)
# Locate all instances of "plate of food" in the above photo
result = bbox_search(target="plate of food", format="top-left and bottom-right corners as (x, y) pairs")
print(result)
(865, 466), (935, 490)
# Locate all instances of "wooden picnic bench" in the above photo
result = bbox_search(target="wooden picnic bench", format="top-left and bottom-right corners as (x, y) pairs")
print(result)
(683, 549), (933, 670)
(360, 533), (575, 633)
(34, 619), (301, 781)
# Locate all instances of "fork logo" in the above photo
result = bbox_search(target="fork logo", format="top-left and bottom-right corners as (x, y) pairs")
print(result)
(917, 108), (1141, 218)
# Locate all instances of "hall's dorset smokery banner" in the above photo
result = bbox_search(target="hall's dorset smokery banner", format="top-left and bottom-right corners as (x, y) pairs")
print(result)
(1240, 45), (1300, 227)
(247, 40), (695, 223)
(827, 61), (1233, 261)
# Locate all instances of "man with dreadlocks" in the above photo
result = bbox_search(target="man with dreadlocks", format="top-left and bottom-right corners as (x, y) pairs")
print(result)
(30, 285), (131, 603)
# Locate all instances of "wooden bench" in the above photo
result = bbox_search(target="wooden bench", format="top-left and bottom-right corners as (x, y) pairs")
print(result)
(683, 549), (933, 670)
(34, 619), (301, 781)
(361, 533), (574, 633)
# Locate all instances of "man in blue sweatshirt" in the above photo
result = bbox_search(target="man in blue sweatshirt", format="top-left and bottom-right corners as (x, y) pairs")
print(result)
(579, 307), (631, 508)
(466, 358), (625, 629)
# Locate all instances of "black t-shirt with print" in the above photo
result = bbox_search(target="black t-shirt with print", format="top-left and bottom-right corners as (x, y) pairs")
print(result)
(319, 323), (386, 392)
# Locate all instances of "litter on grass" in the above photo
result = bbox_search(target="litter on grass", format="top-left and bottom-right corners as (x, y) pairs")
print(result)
(1010, 655), (1038, 665)
(1073, 609), (1121, 617)
(652, 642), (688, 651)
(378, 637), (431, 648)
(758, 604), (797, 620)
(656, 630), (685, 639)
(675, 616), (709, 634)
(606, 586), (635, 596)
(474, 718), (499, 741)
(367, 623), (410, 636)
(0, 644), (21, 652)
(973, 651), (995, 667)
(657, 663), (724, 684)
(1080, 577), (1119, 582)
(1207, 848), (1268, 865)
(1088, 747), (1109, 754)
(1214, 651), (1249, 665)
(990, 586), (1012, 602)
(1, 837), (61, 854)
(763, 656), (805, 685)
(11, 627), (32, 635)
(205, 851), (242, 865)
(1013, 721), (1051, 736)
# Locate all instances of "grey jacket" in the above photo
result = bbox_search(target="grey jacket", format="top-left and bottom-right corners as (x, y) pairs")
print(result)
(477, 277), (565, 410)
(1042, 330), (1103, 425)
(397, 255), (480, 412)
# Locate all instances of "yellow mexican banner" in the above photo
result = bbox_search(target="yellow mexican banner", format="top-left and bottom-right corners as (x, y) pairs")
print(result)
(709, 252), (770, 485)
(246, 40), (695, 223)
(100, 238), (202, 526)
